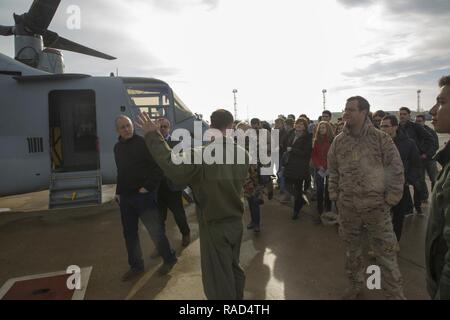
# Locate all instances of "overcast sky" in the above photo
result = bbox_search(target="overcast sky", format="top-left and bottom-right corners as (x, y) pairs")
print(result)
(1, 0), (449, 120)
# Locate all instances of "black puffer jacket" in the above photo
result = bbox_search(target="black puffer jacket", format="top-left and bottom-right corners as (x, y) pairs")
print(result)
(393, 129), (422, 185)
(400, 121), (436, 159)
(283, 130), (312, 180)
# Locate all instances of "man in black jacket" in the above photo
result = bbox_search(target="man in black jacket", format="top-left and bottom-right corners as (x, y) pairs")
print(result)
(381, 115), (421, 241)
(114, 115), (177, 281)
(399, 107), (437, 214)
(415, 114), (440, 195)
(156, 118), (191, 247)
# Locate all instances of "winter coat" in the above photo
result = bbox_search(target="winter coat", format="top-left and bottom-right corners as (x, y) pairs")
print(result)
(283, 130), (312, 180)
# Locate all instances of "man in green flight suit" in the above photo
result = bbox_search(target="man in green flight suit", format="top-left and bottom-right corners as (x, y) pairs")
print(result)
(426, 75), (450, 300)
(136, 109), (250, 300)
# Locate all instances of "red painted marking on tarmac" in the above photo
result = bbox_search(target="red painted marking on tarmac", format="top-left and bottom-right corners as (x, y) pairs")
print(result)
(2, 274), (74, 300)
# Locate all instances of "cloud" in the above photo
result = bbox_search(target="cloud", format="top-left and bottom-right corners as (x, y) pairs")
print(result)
(0, 0), (182, 78)
(336, 0), (450, 96)
(338, 0), (375, 9)
(149, 0), (220, 12)
(343, 54), (450, 79)
(337, 0), (450, 16)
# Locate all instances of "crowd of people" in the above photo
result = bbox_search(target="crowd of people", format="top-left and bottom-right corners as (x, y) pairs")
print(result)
(237, 105), (439, 236)
(113, 75), (450, 300)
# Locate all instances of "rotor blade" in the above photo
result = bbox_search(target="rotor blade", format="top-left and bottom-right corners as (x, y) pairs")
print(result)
(43, 31), (116, 60)
(0, 25), (14, 36)
(25, 0), (61, 33)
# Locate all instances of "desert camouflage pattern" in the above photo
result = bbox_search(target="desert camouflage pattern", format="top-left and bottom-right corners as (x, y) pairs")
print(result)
(328, 119), (406, 299)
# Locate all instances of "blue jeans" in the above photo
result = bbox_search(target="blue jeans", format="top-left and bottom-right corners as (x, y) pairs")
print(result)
(247, 196), (261, 227)
(277, 167), (286, 193)
(119, 192), (177, 270)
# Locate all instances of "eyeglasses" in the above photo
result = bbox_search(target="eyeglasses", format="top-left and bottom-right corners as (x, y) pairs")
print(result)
(160, 125), (169, 129)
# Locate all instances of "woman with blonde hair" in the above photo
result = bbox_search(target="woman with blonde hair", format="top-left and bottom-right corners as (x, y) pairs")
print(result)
(311, 121), (335, 223)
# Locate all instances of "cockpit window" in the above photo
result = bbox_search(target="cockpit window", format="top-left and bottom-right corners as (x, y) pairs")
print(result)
(173, 93), (194, 123)
(126, 84), (170, 119)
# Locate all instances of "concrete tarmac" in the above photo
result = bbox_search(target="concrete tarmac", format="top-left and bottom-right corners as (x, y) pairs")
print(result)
(0, 185), (430, 300)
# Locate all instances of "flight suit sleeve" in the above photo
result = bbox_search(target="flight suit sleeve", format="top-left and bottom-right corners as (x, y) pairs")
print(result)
(327, 140), (339, 201)
(436, 175), (450, 300)
(144, 131), (203, 187)
(382, 134), (405, 206)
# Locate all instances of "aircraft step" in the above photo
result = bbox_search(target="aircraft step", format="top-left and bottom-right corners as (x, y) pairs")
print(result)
(50, 185), (100, 193)
(49, 170), (102, 209)
(49, 197), (101, 210)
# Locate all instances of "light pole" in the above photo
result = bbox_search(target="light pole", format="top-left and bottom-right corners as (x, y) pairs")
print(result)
(322, 89), (327, 110)
(417, 89), (422, 113)
(233, 89), (238, 120)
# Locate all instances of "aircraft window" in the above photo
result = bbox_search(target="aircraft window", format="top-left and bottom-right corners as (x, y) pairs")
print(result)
(126, 85), (170, 119)
(174, 93), (194, 123)
(139, 107), (165, 119)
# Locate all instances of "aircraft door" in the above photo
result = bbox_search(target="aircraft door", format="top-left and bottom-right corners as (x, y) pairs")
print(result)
(49, 90), (99, 172)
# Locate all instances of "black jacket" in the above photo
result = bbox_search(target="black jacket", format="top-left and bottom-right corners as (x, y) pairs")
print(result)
(393, 129), (421, 185)
(114, 134), (163, 195)
(400, 121), (437, 159)
(283, 131), (312, 180)
(278, 128), (288, 155)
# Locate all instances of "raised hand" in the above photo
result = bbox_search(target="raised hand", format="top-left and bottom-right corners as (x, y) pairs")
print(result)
(135, 111), (159, 134)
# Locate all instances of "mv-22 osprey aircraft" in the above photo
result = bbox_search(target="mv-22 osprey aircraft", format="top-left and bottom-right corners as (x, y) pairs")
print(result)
(0, 0), (207, 209)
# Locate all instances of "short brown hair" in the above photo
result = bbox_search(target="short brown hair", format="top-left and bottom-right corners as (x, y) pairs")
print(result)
(415, 114), (426, 122)
(295, 117), (309, 129)
(210, 109), (234, 130)
(382, 115), (399, 127)
(439, 76), (450, 87)
(399, 107), (411, 114)
(347, 96), (370, 115)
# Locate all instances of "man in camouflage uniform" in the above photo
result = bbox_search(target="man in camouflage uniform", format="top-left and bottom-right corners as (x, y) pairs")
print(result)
(328, 96), (406, 299)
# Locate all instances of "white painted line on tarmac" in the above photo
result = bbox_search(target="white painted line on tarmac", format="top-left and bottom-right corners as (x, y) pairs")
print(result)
(0, 266), (93, 300)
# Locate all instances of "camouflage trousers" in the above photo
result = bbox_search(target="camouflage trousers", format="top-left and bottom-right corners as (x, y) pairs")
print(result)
(337, 202), (406, 299)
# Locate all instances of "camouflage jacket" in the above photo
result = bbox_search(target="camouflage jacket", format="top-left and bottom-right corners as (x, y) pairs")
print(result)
(327, 119), (405, 210)
(243, 164), (264, 198)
